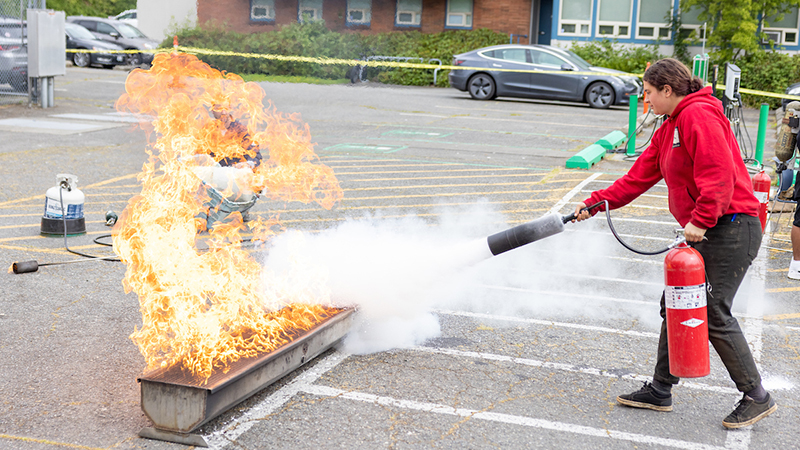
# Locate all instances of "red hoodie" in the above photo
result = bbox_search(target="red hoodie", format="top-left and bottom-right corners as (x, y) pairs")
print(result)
(583, 86), (759, 229)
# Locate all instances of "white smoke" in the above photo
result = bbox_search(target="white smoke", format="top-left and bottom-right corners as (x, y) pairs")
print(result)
(260, 202), (664, 355)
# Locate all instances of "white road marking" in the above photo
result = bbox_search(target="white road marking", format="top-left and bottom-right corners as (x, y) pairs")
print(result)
(548, 172), (603, 215)
(302, 384), (728, 450)
(412, 346), (738, 395)
(435, 309), (659, 338)
(470, 284), (655, 306)
(205, 351), (350, 449)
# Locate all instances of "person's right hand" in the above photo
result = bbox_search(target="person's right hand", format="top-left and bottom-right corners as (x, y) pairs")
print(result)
(573, 202), (591, 222)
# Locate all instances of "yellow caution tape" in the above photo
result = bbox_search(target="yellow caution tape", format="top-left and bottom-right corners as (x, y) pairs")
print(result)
(67, 46), (800, 101)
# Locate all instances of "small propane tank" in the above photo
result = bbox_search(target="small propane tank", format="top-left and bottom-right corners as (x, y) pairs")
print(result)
(41, 174), (86, 236)
(664, 242), (710, 378)
(752, 170), (770, 233)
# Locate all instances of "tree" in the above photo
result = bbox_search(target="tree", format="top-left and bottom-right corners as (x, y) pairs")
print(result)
(680, 0), (800, 62)
(46, 0), (136, 18)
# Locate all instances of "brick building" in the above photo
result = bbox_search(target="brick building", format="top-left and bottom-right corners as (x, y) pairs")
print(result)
(194, 0), (535, 42)
(137, 0), (800, 56)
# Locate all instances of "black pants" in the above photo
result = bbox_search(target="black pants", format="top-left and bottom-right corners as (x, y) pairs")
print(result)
(653, 214), (763, 392)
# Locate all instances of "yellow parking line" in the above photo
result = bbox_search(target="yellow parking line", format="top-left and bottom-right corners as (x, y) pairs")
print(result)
(342, 173), (553, 182)
(334, 167), (536, 175)
(763, 312), (800, 320)
(81, 173), (139, 189)
(0, 174), (139, 207)
(0, 230), (110, 244)
(337, 187), (571, 203)
(0, 434), (107, 450)
(766, 287), (800, 293)
(0, 220), (107, 229)
(280, 207), (549, 224)
(346, 181), (568, 191)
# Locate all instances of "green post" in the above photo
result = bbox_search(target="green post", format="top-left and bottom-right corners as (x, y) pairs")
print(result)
(754, 103), (769, 166)
(692, 54), (703, 78)
(627, 94), (638, 156)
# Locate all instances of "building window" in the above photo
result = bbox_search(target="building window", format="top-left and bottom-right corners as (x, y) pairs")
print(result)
(637, 0), (672, 40)
(446, 0), (472, 28)
(347, 0), (372, 25)
(597, 0), (632, 38)
(764, 6), (800, 45)
(559, 0), (592, 36)
(251, 0), (275, 22)
(298, 0), (322, 22)
(679, 5), (706, 41)
(396, 0), (422, 26)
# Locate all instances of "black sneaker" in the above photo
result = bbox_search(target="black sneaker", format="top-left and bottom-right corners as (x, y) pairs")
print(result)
(616, 382), (673, 412)
(722, 393), (777, 429)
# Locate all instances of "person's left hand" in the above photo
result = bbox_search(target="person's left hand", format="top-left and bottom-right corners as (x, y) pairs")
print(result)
(684, 222), (707, 243)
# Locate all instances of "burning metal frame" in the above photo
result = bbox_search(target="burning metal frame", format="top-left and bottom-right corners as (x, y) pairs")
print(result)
(138, 307), (355, 447)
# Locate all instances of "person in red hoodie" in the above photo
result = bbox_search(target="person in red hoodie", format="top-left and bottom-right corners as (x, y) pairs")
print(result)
(574, 58), (776, 428)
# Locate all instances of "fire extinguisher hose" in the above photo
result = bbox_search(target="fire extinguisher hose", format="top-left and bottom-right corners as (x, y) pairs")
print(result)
(596, 200), (686, 255)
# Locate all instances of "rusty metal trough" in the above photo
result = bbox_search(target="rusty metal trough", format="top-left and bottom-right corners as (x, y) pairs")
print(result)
(138, 307), (355, 446)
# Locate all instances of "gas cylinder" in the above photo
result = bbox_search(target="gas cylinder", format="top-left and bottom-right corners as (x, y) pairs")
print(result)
(752, 170), (770, 232)
(664, 242), (709, 378)
(41, 174), (86, 236)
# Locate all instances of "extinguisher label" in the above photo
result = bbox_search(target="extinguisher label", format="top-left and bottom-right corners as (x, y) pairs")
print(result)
(665, 284), (707, 309)
(754, 191), (768, 203)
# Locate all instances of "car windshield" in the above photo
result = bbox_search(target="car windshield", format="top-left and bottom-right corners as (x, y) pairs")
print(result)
(66, 24), (96, 40)
(117, 22), (146, 39)
(562, 50), (593, 69)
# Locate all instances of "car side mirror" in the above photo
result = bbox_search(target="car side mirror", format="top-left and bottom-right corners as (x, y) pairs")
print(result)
(560, 64), (574, 71)
(110, 32), (119, 38)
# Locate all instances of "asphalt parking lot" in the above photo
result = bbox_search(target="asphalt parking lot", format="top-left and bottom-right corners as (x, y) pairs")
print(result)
(1, 65), (798, 450)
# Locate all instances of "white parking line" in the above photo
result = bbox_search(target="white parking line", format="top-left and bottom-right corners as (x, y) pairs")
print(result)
(412, 346), (738, 395)
(205, 351), (350, 449)
(302, 384), (728, 450)
(435, 309), (660, 338)
(471, 284), (655, 306)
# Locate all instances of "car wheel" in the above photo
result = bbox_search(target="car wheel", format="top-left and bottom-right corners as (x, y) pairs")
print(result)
(73, 52), (91, 68)
(468, 74), (496, 100)
(127, 53), (142, 66)
(585, 81), (615, 109)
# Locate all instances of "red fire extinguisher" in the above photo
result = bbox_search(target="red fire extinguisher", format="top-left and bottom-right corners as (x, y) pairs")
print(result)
(664, 242), (710, 378)
(752, 170), (770, 232)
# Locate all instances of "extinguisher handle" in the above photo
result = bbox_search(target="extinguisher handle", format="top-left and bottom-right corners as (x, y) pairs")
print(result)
(561, 200), (605, 223)
(668, 235), (687, 249)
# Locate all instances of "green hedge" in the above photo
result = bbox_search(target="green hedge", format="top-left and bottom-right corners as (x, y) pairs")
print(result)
(567, 40), (662, 75)
(734, 52), (800, 108)
(169, 22), (508, 87)
(567, 40), (800, 108)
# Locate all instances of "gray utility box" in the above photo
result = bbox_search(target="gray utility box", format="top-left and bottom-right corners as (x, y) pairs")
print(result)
(27, 9), (66, 78)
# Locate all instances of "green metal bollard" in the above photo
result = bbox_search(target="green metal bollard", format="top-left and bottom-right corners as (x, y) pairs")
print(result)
(627, 94), (638, 156)
(754, 103), (769, 166)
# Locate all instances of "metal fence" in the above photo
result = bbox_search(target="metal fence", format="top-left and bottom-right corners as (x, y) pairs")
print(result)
(0, 0), (45, 104)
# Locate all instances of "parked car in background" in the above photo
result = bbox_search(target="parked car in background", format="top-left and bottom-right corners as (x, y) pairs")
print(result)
(0, 17), (27, 92)
(65, 22), (127, 69)
(449, 44), (642, 109)
(66, 16), (158, 66)
(109, 9), (137, 28)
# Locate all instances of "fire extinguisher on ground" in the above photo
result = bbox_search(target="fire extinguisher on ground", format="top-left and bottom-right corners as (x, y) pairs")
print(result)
(752, 170), (770, 232)
(664, 241), (710, 378)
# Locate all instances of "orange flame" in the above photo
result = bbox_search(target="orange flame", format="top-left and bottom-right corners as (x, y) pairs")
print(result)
(113, 52), (343, 382)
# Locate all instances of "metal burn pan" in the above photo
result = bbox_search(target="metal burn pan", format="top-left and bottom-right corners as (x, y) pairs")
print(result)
(138, 307), (354, 447)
